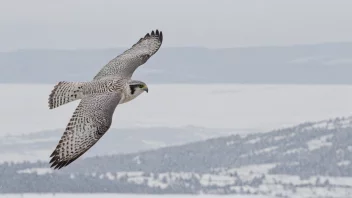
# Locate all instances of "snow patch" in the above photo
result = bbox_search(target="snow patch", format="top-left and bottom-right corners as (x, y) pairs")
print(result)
(246, 137), (261, 144)
(307, 134), (333, 150)
(337, 160), (350, 166)
(254, 146), (278, 155)
(133, 156), (142, 165)
(17, 168), (53, 175)
(273, 135), (286, 141)
(284, 148), (306, 154)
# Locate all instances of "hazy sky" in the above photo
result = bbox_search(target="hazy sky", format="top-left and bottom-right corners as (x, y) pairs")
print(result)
(0, 0), (352, 51)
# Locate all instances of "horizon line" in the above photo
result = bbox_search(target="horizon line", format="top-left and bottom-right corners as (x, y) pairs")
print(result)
(2, 41), (352, 53)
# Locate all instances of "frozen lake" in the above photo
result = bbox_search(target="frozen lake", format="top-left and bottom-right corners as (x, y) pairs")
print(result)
(1, 84), (352, 136)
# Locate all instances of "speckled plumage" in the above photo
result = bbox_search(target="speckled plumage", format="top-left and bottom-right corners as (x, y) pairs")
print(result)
(48, 78), (125, 109)
(49, 30), (163, 169)
(94, 29), (163, 80)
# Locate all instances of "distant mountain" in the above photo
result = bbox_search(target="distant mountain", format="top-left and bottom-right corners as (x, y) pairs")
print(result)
(1, 116), (352, 197)
(2, 42), (352, 84)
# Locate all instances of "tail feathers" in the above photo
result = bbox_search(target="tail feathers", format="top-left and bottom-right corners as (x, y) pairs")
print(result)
(49, 81), (85, 109)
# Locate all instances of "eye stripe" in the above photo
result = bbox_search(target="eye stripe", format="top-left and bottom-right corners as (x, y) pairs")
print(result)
(129, 84), (142, 94)
(129, 85), (137, 94)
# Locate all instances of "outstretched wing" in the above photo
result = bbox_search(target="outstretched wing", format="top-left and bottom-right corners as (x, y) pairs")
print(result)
(49, 92), (121, 169)
(94, 29), (163, 80)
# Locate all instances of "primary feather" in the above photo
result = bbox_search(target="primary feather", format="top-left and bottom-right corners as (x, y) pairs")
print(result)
(94, 30), (163, 80)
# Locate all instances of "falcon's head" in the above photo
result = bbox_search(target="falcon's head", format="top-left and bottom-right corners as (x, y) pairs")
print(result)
(128, 80), (149, 96)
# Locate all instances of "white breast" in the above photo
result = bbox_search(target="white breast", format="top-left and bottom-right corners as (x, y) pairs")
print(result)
(119, 86), (134, 104)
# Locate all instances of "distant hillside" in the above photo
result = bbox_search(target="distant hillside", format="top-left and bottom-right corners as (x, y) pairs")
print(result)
(54, 116), (352, 176)
(2, 43), (352, 84)
(1, 116), (352, 197)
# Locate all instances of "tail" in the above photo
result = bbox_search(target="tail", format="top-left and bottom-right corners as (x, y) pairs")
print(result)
(48, 81), (86, 109)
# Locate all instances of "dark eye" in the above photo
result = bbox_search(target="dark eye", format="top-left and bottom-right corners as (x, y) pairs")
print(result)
(139, 84), (144, 88)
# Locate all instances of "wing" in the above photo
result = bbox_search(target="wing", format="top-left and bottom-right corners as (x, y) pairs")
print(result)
(94, 29), (163, 80)
(49, 92), (121, 169)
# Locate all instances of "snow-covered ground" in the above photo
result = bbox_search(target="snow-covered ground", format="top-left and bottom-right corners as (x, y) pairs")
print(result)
(0, 195), (270, 198)
(13, 163), (352, 198)
(1, 84), (352, 136)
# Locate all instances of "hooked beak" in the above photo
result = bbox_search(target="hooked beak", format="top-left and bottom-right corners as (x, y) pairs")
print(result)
(144, 86), (148, 93)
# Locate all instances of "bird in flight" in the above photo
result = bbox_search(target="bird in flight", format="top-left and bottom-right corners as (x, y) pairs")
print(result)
(48, 30), (163, 169)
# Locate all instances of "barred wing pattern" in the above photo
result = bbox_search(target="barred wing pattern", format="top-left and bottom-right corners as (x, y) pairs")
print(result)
(49, 92), (121, 169)
(94, 29), (163, 80)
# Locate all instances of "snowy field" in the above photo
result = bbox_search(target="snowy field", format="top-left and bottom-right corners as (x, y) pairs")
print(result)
(0, 195), (271, 198)
(1, 84), (352, 136)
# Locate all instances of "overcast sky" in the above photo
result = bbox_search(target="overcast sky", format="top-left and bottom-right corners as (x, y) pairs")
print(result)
(0, 0), (351, 51)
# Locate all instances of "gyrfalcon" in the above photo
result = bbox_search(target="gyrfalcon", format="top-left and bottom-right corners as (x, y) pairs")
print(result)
(48, 30), (163, 169)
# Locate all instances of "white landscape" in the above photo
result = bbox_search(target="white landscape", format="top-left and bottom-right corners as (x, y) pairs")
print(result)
(1, 84), (352, 136)
(1, 83), (352, 198)
(2, 1), (352, 197)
